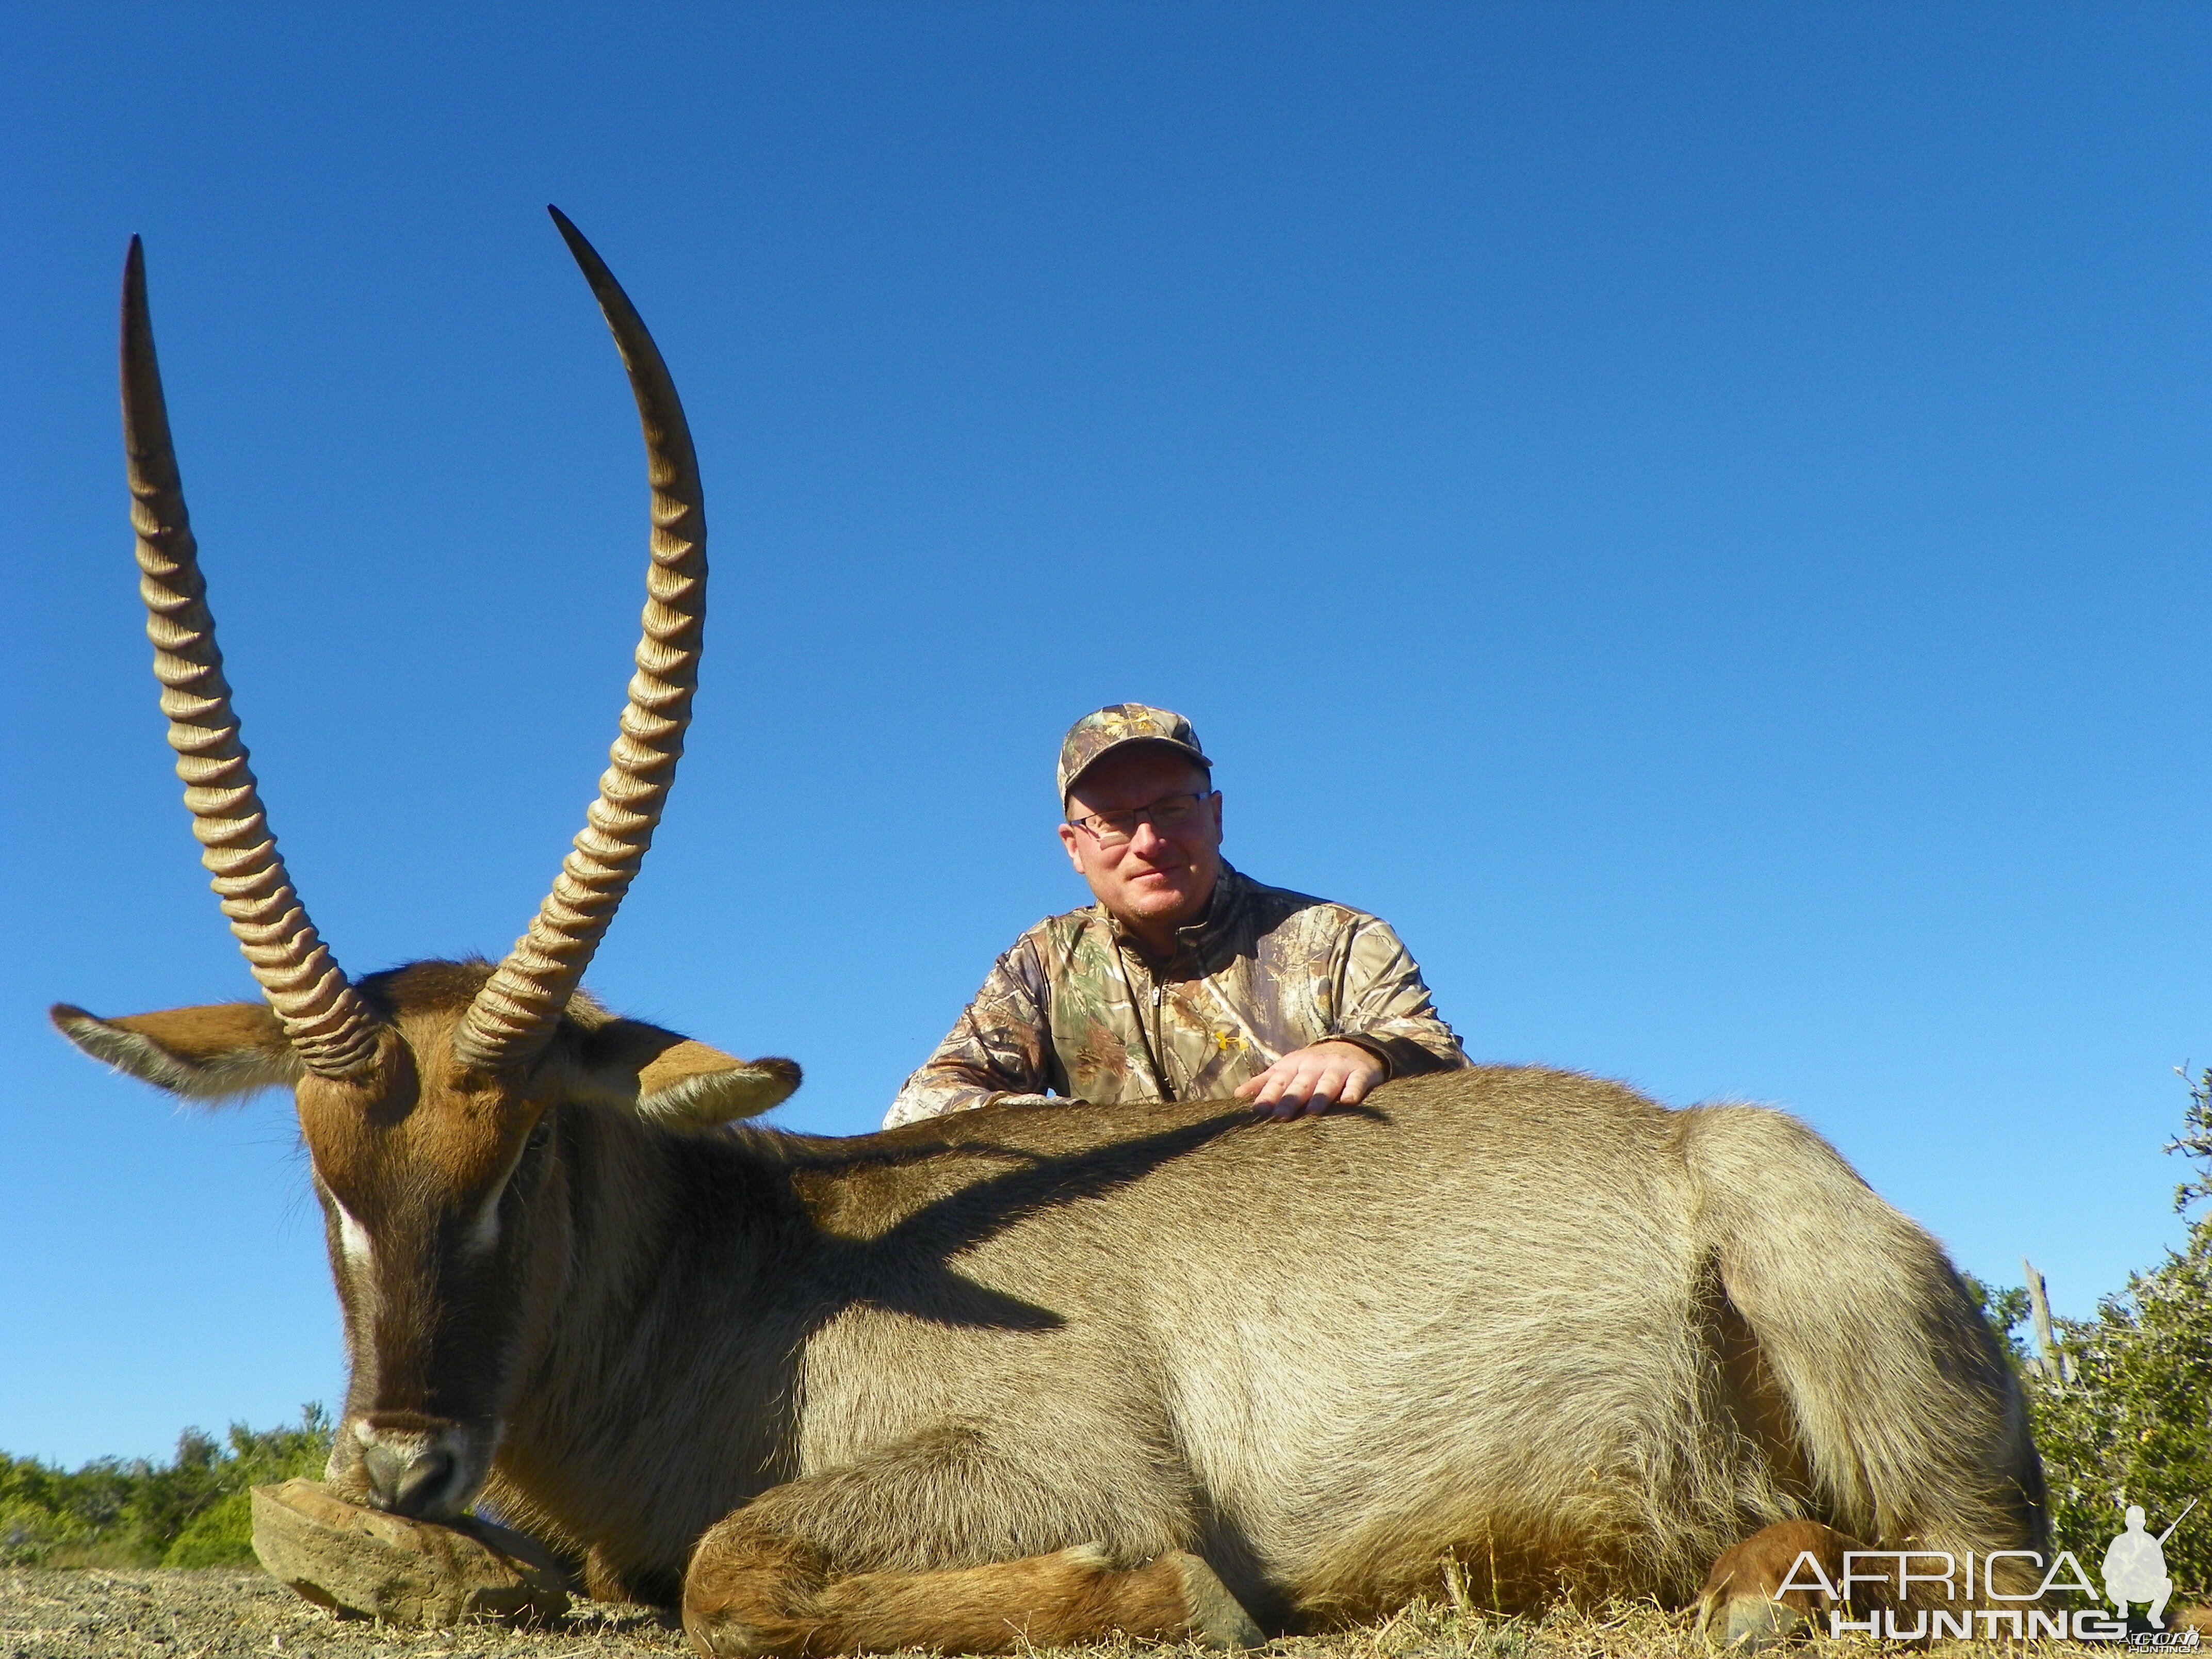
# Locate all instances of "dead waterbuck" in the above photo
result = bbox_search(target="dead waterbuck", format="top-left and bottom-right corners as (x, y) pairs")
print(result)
(55, 214), (2047, 1655)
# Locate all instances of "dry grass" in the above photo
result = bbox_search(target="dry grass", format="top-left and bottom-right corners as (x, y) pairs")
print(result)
(7, 1569), (2175, 1659)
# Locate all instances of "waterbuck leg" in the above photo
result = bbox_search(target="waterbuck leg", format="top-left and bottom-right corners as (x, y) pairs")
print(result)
(1694, 1519), (1875, 1652)
(681, 1520), (1263, 1658)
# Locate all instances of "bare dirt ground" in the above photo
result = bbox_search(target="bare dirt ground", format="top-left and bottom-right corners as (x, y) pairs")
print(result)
(0, 1569), (2171, 1659)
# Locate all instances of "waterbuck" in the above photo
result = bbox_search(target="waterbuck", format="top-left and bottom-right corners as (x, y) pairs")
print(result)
(55, 213), (2047, 1656)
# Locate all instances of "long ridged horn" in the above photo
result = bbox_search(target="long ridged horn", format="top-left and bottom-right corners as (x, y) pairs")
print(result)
(121, 238), (382, 1078)
(451, 208), (706, 1072)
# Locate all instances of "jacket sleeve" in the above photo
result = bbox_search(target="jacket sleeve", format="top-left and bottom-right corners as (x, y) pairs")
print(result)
(1327, 917), (1470, 1081)
(883, 936), (1059, 1127)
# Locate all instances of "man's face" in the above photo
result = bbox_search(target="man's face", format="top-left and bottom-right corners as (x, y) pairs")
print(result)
(1056, 745), (1224, 944)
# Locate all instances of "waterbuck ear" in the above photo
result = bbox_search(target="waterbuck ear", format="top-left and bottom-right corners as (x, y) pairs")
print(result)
(50, 1001), (303, 1101)
(568, 1017), (801, 1130)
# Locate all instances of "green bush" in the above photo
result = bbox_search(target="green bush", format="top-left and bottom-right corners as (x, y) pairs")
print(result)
(1982, 1069), (2212, 1603)
(160, 1488), (257, 1568)
(0, 1404), (332, 1569)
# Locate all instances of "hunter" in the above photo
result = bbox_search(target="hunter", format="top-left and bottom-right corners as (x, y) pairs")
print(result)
(884, 704), (1469, 1126)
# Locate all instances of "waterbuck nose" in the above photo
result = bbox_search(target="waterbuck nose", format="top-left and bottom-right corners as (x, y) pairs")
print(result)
(361, 1441), (456, 1517)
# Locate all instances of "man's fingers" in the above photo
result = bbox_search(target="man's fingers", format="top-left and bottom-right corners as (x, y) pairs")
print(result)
(1294, 1053), (1377, 1115)
(1245, 1045), (1384, 1120)
(1273, 1059), (1339, 1118)
(1298, 1063), (1352, 1115)
(1246, 1058), (1309, 1116)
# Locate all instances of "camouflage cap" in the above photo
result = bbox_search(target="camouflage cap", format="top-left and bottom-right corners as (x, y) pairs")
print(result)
(1057, 704), (1210, 803)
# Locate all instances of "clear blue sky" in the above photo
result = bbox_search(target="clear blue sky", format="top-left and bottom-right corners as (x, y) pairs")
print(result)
(3, 4), (2205, 1468)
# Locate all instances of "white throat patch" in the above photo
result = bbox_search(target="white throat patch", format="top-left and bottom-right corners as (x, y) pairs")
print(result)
(334, 1199), (373, 1268)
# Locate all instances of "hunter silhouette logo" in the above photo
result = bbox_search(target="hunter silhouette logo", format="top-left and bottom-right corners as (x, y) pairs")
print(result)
(2106, 1499), (2195, 1630)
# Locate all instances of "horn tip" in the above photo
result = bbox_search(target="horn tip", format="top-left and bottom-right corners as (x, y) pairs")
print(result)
(546, 206), (617, 296)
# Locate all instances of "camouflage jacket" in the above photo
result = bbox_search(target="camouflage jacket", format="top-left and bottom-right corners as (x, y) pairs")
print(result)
(883, 866), (1468, 1126)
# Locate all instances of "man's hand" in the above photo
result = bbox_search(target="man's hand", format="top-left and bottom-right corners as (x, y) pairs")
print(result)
(1234, 1040), (1385, 1120)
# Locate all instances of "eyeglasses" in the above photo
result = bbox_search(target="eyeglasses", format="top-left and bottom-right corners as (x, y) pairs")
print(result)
(1067, 791), (1212, 847)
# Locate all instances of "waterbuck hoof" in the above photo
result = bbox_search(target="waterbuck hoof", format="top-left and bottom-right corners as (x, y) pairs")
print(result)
(251, 1477), (570, 1625)
(1164, 1551), (1266, 1650)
